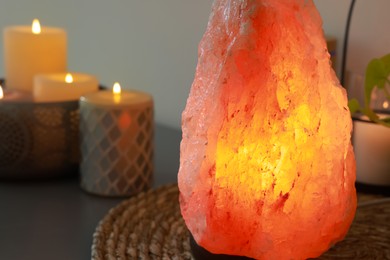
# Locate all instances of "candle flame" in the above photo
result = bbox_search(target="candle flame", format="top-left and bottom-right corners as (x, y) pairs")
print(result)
(113, 82), (121, 95)
(0, 86), (3, 100)
(65, 73), (73, 83)
(113, 82), (121, 103)
(383, 101), (389, 109)
(32, 19), (41, 34)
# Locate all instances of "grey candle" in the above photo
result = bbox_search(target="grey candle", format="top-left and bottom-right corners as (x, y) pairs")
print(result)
(79, 83), (154, 197)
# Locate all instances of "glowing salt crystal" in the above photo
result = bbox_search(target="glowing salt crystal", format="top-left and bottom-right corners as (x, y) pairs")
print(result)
(178, 0), (357, 259)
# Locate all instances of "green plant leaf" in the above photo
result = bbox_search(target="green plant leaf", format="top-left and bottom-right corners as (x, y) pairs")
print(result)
(377, 119), (390, 128)
(364, 58), (387, 106)
(383, 117), (390, 123)
(380, 53), (390, 75)
(361, 107), (390, 127)
(362, 107), (380, 121)
(348, 54), (390, 128)
(348, 98), (360, 115)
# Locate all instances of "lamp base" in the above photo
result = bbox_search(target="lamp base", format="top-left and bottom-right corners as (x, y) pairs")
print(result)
(189, 233), (253, 260)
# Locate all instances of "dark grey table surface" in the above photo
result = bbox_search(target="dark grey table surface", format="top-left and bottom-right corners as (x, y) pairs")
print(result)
(0, 124), (181, 260)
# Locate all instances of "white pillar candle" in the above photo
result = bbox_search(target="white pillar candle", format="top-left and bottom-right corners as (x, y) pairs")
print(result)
(4, 19), (67, 92)
(79, 83), (154, 196)
(353, 115), (390, 186)
(33, 72), (99, 102)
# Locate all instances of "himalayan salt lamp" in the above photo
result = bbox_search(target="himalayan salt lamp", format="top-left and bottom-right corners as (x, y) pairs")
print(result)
(178, 0), (357, 259)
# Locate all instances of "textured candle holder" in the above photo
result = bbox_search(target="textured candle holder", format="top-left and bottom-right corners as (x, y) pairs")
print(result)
(79, 93), (154, 197)
(0, 98), (80, 179)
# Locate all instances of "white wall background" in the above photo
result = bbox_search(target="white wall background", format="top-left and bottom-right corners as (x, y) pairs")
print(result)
(0, 0), (389, 129)
(315, 0), (390, 76)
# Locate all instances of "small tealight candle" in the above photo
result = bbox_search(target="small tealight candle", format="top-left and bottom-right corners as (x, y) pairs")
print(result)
(80, 82), (154, 197)
(81, 82), (152, 107)
(33, 72), (99, 102)
(0, 85), (32, 102)
(4, 19), (67, 91)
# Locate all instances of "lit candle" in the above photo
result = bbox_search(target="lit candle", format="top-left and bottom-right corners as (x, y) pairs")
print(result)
(113, 82), (121, 104)
(0, 85), (32, 102)
(4, 19), (67, 91)
(79, 82), (154, 197)
(80, 82), (152, 108)
(33, 72), (99, 102)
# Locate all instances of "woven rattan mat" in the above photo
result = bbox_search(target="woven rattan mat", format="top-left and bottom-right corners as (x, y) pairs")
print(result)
(92, 184), (390, 260)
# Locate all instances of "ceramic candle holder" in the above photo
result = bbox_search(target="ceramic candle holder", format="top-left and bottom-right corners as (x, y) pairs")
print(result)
(353, 113), (390, 186)
(79, 90), (154, 197)
(0, 93), (80, 179)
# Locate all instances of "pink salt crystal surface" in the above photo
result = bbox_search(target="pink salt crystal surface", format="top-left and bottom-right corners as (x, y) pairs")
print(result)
(178, 0), (357, 259)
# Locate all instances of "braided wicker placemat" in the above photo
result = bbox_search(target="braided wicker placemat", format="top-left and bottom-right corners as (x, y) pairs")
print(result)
(92, 184), (390, 260)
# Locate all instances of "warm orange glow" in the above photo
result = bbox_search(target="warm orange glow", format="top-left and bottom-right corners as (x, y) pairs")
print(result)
(32, 19), (41, 34)
(119, 112), (132, 130)
(383, 101), (389, 109)
(215, 102), (315, 203)
(178, 1), (356, 259)
(65, 73), (73, 83)
(0, 86), (3, 100)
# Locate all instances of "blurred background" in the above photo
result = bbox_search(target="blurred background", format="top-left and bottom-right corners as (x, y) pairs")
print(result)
(0, 0), (389, 129)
